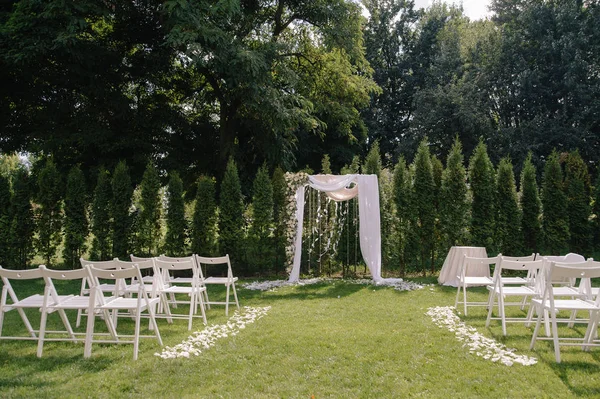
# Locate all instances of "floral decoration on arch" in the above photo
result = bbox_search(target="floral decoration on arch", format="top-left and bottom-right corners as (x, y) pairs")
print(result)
(283, 172), (308, 272)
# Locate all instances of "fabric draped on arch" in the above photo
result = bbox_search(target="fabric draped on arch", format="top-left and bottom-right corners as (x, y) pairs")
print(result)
(289, 174), (382, 283)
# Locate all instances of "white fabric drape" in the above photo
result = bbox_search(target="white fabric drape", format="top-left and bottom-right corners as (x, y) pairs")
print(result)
(288, 174), (382, 282)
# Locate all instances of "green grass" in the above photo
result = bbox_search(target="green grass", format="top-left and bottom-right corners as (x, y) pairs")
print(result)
(1, 279), (600, 398)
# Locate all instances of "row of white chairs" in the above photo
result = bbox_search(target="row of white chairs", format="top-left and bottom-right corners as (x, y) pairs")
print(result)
(0, 253), (240, 359)
(0, 263), (162, 360)
(455, 253), (600, 362)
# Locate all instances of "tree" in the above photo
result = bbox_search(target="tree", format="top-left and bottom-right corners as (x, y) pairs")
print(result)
(248, 164), (274, 275)
(9, 167), (34, 268)
(565, 150), (591, 256)
(594, 170), (600, 253)
(192, 176), (218, 257)
(272, 167), (287, 274)
(392, 157), (414, 276)
(35, 158), (63, 267)
(164, 0), (378, 175)
(219, 158), (244, 270)
(541, 150), (569, 254)
(0, 174), (12, 267)
(440, 137), (469, 247)
(495, 157), (521, 255)
(137, 161), (162, 256)
(519, 153), (541, 254)
(413, 139), (436, 275)
(468, 140), (496, 251)
(111, 161), (133, 259)
(363, 141), (382, 176)
(164, 171), (186, 256)
(91, 167), (111, 260)
(63, 166), (88, 268)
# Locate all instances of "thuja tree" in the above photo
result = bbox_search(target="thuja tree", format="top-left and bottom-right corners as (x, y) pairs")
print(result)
(138, 162), (162, 256)
(0, 174), (12, 267)
(10, 167), (34, 268)
(520, 154), (542, 254)
(272, 167), (287, 274)
(91, 167), (111, 260)
(111, 161), (133, 259)
(219, 158), (244, 269)
(413, 139), (436, 275)
(192, 176), (218, 256)
(392, 157), (415, 276)
(565, 150), (591, 256)
(495, 157), (521, 255)
(468, 140), (496, 251)
(431, 155), (443, 266)
(594, 171), (600, 252)
(440, 137), (469, 248)
(164, 171), (186, 256)
(248, 164), (274, 275)
(63, 166), (88, 268)
(541, 150), (569, 254)
(35, 158), (63, 267)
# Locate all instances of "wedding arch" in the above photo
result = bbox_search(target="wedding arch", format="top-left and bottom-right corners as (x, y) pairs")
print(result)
(287, 174), (382, 283)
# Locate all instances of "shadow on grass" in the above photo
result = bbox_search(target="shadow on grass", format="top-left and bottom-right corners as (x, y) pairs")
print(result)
(549, 360), (600, 397)
(0, 347), (113, 391)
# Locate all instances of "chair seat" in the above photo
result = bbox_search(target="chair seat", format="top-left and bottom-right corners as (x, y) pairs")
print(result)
(204, 277), (239, 285)
(101, 296), (160, 311)
(532, 298), (599, 311)
(490, 285), (536, 296)
(10, 294), (49, 308)
(551, 286), (582, 297)
(170, 277), (193, 283)
(500, 276), (527, 285)
(161, 286), (206, 295)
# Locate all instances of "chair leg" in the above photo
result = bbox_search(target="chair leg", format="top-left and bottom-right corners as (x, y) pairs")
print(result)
(463, 285), (468, 316)
(454, 285), (461, 309)
(551, 314), (561, 363)
(197, 290), (207, 325)
(232, 283), (239, 310)
(530, 310), (544, 350)
(225, 285), (230, 317)
(485, 291), (495, 328)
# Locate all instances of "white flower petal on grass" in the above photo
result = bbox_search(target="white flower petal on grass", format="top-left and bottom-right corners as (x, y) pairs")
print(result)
(155, 306), (271, 359)
(426, 306), (537, 367)
(242, 278), (427, 292)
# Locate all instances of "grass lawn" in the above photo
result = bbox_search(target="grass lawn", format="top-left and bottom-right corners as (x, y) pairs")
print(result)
(1, 278), (599, 398)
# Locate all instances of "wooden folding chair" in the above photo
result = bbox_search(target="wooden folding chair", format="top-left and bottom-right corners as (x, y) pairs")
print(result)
(84, 264), (163, 360)
(195, 254), (240, 316)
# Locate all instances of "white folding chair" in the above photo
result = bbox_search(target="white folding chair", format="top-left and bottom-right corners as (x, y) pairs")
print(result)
(84, 264), (163, 360)
(37, 266), (115, 357)
(130, 255), (158, 284)
(0, 266), (51, 341)
(486, 257), (546, 335)
(76, 258), (120, 327)
(530, 260), (600, 363)
(454, 255), (498, 315)
(195, 254), (240, 316)
(116, 259), (159, 296)
(153, 258), (207, 330)
(157, 255), (209, 307)
(499, 253), (536, 284)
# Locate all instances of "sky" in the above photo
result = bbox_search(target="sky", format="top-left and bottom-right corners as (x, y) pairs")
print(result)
(413, 0), (492, 20)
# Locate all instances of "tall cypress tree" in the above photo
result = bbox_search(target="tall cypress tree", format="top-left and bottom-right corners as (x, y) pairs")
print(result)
(138, 161), (162, 256)
(413, 139), (436, 275)
(496, 157), (521, 255)
(565, 150), (591, 256)
(10, 167), (34, 268)
(594, 170), (600, 253)
(248, 164), (274, 275)
(520, 154), (542, 254)
(363, 141), (382, 177)
(0, 174), (12, 267)
(91, 167), (111, 260)
(164, 171), (186, 256)
(111, 161), (133, 259)
(272, 167), (287, 274)
(219, 158), (244, 270)
(541, 150), (570, 254)
(468, 140), (496, 251)
(392, 157), (415, 276)
(63, 166), (88, 268)
(192, 176), (218, 256)
(440, 137), (469, 248)
(35, 158), (63, 267)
